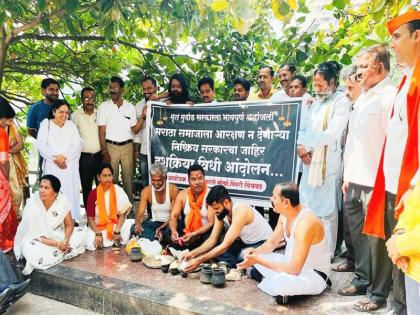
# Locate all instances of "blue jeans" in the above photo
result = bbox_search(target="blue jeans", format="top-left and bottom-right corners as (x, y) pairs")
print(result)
(0, 252), (18, 291)
(217, 239), (266, 268)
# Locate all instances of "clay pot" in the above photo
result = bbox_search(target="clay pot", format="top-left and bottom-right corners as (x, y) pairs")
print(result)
(200, 264), (212, 284)
(211, 268), (226, 288)
(130, 247), (143, 262)
(161, 263), (170, 273)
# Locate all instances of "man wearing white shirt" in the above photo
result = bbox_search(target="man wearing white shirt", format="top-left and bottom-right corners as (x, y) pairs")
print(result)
(297, 62), (351, 256)
(338, 46), (396, 303)
(360, 12), (420, 313)
(134, 76), (158, 187)
(72, 87), (103, 209)
(97, 76), (145, 204)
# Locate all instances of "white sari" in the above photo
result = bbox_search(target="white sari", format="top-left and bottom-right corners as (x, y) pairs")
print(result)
(14, 193), (86, 275)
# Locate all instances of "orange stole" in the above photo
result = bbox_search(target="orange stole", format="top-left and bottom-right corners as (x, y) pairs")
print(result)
(364, 59), (420, 238)
(184, 183), (207, 235)
(96, 183), (117, 240)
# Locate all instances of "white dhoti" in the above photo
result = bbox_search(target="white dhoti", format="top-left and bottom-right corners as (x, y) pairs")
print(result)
(255, 253), (328, 297)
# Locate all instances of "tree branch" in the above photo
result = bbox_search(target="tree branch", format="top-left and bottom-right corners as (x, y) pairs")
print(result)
(0, 90), (33, 105)
(12, 34), (219, 64)
(6, 2), (98, 44)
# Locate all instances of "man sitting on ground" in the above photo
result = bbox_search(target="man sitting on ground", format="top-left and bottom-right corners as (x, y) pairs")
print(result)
(131, 163), (178, 243)
(184, 185), (272, 270)
(237, 182), (331, 303)
(169, 164), (214, 249)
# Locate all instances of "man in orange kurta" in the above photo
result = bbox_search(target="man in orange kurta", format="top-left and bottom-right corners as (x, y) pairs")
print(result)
(357, 10), (420, 313)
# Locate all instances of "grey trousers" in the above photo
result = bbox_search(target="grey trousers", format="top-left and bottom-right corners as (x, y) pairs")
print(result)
(405, 275), (420, 315)
(0, 252), (18, 288)
(345, 183), (372, 289)
(367, 191), (406, 308)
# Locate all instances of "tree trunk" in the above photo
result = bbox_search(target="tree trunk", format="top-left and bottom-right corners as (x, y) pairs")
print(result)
(0, 28), (9, 90)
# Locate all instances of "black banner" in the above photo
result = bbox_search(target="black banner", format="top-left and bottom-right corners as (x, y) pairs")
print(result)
(148, 100), (302, 207)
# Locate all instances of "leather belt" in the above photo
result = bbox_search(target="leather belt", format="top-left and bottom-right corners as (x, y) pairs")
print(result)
(81, 151), (102, 156)
(106, 139), (133, 146)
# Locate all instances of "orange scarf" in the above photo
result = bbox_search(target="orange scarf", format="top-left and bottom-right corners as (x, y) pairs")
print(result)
(96, 183), (117, 240)
(364, 59), (420, 239)
(184, 183), (207, 235)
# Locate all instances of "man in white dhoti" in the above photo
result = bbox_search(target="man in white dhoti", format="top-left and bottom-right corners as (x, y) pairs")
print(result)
(14, 175), (86, 275)
(36, 100), (83, 222)
(237, 182), (331, 304)
(297, 61), (351, 255)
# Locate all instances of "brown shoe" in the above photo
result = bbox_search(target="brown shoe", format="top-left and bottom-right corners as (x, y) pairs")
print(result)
(338, 285), (366, 296)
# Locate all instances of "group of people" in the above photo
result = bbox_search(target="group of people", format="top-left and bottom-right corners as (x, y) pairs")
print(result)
(0, 9), (419, 314)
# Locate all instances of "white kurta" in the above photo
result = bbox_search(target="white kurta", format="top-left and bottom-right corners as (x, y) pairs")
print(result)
(298, 92), (350, 254)
(14, 193), (86, 275)
(298, 91), (351, 217)
(37, 119), (83, 220)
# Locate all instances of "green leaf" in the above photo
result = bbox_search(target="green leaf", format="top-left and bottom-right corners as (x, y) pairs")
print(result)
(332, 0), (345, 10)
(37, 0), (46, 11)
(296, 50), (307, 62)
(64, 0), (80, 12)
(372, 0), (387, 13)
(104, 22), (115, 38)
(41, 18), (51, 33)
(340, 53), (352, 65)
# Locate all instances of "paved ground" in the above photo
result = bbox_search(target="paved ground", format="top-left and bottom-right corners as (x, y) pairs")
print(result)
(5, 293), (100, 315)
(56, 247), (397, 314)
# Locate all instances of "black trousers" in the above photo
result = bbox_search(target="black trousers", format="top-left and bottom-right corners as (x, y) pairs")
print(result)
(79, 152), (103, 208)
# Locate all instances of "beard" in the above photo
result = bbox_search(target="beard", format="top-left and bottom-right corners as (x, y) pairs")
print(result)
(45, 94), (58, 102)
(169, 90), (187, 104)
(315, 89), (333, 102)
(216, 208), (229, 221)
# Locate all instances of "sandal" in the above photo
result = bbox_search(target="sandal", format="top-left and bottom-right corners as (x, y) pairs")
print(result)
(353, 299), (385, 312)
(338, 285), (366, 296)
(332, 261), (355, 272)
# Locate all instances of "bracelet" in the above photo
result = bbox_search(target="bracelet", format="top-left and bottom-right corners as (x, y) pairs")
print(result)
(114, 231), (121, 235)
(95, 232), (103, 237)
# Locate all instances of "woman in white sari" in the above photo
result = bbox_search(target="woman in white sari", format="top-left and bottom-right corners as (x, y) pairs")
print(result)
(37, 100), (83, 222)
(85, 164), (133, 251)
(14, 175), (86, 275)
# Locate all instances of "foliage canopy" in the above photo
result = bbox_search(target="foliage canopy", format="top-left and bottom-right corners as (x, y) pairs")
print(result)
(0, 0), (418, 117)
